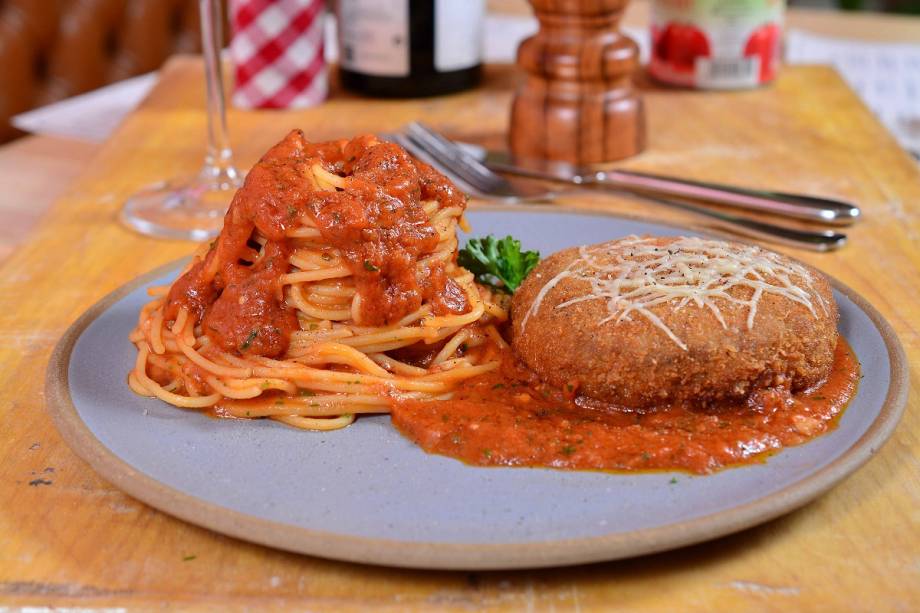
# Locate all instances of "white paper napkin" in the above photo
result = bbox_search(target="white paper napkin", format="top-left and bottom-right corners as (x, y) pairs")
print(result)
(11, 72), (157, 143)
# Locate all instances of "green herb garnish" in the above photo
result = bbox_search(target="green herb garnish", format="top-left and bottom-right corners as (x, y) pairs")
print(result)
(363, 260), (379, 272)
(239, 329), (258, 351)
(458, 235), (540, 293)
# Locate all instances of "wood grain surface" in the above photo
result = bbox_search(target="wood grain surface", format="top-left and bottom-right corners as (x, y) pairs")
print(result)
(0, 136), (100, 261)
(1, 56), (918, 610)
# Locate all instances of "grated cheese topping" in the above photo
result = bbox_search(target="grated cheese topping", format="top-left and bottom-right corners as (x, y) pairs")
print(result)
(520, 236), (828, 351)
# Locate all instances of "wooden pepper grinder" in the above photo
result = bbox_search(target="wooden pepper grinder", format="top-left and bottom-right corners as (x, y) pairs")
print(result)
(509, 0), (645, 166)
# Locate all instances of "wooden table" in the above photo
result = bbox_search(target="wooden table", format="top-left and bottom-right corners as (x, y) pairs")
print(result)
(2, 4), (918, 260)
(2, 49), (919, 613)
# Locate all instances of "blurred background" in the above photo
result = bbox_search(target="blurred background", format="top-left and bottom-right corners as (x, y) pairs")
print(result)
(0, 0), (917, 140)
(0, 0), (208, 143)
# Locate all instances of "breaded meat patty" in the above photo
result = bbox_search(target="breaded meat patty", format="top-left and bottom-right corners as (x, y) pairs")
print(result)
(511, 236), (839, 409)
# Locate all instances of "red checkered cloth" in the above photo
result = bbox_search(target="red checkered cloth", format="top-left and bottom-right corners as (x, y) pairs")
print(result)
(230, 0), (327, 109)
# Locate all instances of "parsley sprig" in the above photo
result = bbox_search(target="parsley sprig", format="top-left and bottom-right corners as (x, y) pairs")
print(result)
(458, 235), (540, 293)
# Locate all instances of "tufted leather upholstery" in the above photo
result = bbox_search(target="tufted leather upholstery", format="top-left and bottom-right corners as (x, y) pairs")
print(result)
(0, 0), (216, 142)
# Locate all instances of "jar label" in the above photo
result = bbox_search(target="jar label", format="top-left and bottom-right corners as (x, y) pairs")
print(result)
(339, 0), (409, 77)
(434, 0), (484, 72)
(650, 0), (784, 89)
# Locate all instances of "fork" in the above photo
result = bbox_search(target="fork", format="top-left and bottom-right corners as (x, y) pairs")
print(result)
(398, 123), (847, 252)
(388, 132), (559, 203)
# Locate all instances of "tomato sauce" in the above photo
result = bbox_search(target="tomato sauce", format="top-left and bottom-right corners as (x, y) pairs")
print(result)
(164, 131), (469, 357)
(391, 338), (860, 474)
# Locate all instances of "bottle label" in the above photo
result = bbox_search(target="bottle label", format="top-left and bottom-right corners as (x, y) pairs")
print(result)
(650, 0), (784, 89)
(434, 0), (484, 72)
(339, 0), (410, 77)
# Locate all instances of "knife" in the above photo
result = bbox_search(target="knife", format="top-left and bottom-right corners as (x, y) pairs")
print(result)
(457, 143), (861, 226)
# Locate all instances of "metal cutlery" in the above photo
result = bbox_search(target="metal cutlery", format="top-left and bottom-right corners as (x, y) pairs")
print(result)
(387, 132), (559, 203)
(398, 122), (847, 252)
(472, 148), (860, 226)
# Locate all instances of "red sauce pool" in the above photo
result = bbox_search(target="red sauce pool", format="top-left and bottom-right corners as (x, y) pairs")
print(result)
(391, 338), (860, 474)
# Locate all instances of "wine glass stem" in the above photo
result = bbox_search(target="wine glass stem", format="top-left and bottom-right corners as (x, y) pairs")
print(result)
(200, 0), (238, 184)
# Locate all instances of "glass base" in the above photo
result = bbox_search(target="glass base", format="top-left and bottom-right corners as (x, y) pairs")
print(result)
(120, 167), (243, 241)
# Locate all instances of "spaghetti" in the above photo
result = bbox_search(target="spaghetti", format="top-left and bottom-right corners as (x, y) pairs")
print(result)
(129, 131), (507, 430)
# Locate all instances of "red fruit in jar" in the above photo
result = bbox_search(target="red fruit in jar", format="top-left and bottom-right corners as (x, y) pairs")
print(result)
(654, 23), (711, 73)
(744, 23), (781, 82)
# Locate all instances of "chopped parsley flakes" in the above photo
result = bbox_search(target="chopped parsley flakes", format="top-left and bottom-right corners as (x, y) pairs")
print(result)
(239, 329), (259, 351)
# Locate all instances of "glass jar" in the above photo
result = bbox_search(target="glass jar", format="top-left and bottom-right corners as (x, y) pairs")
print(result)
(650, 0), (785, 89)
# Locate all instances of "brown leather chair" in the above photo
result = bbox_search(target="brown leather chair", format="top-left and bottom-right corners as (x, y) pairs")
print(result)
(0, 0), (207, 143)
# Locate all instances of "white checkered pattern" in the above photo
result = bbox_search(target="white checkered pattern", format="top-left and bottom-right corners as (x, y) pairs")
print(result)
(230, 0), (327, 109)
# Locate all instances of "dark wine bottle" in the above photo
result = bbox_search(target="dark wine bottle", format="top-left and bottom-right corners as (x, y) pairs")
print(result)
(337, 0), (484, 98)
